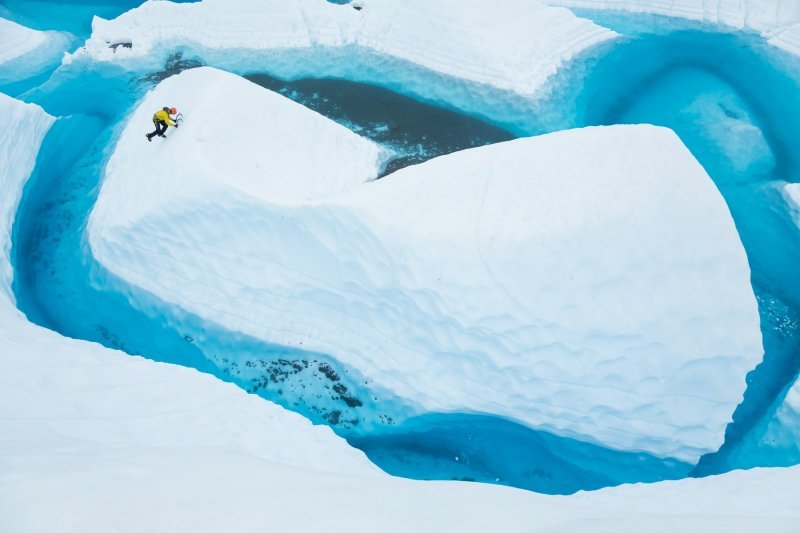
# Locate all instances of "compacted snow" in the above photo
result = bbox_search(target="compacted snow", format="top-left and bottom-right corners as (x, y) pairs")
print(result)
(0, 18), (72, 88)
(90, 66), (762, 462)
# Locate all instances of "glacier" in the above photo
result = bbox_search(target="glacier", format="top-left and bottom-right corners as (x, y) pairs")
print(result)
(90, 65), (762, 463)
(2, 0), (800, 528)
(4, 81), (799, 533)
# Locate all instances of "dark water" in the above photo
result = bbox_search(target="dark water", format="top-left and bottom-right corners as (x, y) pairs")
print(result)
(246, 73), (515, 175)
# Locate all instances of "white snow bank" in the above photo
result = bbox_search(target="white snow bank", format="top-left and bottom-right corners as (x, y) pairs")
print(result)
(548, 0), (800, 33)
(0, 18), (72, 86)
(2, 92), (798, 533)
(91, 67), (762, 462)
(4, 445), (800, 533)
(72, 0), (616, 97)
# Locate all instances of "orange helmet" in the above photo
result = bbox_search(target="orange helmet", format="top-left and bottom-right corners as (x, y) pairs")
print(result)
(170, 107), (177, 114)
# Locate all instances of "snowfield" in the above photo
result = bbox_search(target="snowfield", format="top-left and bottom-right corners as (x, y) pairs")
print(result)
(4, 91), (798, 533)
(90, 66), (763, 462)
(0, 18), (72, 88)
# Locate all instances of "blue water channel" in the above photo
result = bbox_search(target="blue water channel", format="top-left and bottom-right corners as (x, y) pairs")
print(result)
(4, 3), (800, 492)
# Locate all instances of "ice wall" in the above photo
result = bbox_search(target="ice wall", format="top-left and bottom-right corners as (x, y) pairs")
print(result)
(91, 67), (763, 462)
(71, 0), (616, 97)
(0, 93), (54, 302)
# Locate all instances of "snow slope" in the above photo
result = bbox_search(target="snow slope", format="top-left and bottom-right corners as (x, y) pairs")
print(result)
(0, 18), (72, 88)
(90, 67), (762, 462)
(4, 89), (796, 533)
(98, 67), (390, 230)
(71, 0), (616, 97)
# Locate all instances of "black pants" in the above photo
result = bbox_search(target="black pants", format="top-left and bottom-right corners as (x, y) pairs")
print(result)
(147, 119), (168, 138)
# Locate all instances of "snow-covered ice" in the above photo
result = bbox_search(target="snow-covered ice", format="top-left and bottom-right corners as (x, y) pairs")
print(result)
(0, 18), (72, 88)
(90, 66), (763, 462)
(72, 0), (616, 97)
(3, 90), (796, 533)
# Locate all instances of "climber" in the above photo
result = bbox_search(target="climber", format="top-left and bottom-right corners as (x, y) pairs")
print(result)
(146, 106), (178, 141)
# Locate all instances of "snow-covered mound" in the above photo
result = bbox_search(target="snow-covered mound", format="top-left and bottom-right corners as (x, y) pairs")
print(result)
(96, 66), (390, 230)
(91, 67), (762, 462)
(0, 18), (72, 88)
(72, 0), (615, 97)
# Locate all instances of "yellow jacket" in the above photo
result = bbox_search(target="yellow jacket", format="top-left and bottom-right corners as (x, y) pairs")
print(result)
(153, 109), (176, 126)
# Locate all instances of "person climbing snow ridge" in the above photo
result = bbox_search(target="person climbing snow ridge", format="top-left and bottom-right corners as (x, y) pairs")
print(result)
(146, 106), (178, 141)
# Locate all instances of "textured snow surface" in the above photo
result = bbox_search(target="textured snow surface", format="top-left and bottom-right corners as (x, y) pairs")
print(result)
(0, 18), (71, 85)
(72, 0), (616, 97)
(91, 67), (762, 462)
